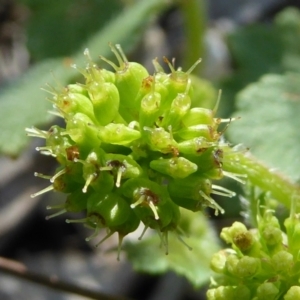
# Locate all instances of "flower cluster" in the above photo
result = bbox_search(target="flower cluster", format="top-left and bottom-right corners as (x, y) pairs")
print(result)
(26, 44), (243, 259)
(208, 204), (300, 300)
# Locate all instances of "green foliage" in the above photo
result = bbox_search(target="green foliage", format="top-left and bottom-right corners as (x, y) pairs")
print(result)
(207, 195), (300, 300)
(125, 209), (220, 288)
(227, 73), (300, 182)
(275, 7), (300, 72)
(18, 0), (123, 61)
(219, 7), (300, 116)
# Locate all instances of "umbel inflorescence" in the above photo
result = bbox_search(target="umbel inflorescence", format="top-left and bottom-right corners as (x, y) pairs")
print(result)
(207, 198), (300, 300)
(26, 44), (244, 259)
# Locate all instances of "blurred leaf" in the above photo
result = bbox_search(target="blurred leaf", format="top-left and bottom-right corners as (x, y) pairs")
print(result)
(219, 25), (283, 117)
(227, 25), (283, 75)
(227, 73), (300, 182)
(0, 60), (76, 157)
(124, 210), (220, 288)
(220, 7), (300, 117)
(275, 7), (300, 73)
(0, 0), (171, 156)
(20, 0), (123, 60)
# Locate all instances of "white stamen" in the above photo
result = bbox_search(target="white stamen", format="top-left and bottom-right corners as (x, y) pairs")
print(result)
(149, 201), (159, 220)
(31, 185), (54, 198)
(86, 227), (100, 242)
(95, 231), (114, 247)
(82, 174), (96, 193)
(212, 184), (236, 198)
(45, 209), (67, 220)
(130, 195), (145, 209)
(223, 171), (247, 184)
(50, 168), (66, 183)
(115, 168), (124, 188)
(199, 190), (225, 216)
(34, 172), (52, 180)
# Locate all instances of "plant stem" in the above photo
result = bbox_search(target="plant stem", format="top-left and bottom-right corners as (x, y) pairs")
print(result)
(178, 0), (206, 72)
(0, 256), (132, 300)
(223, 149), (300, 210)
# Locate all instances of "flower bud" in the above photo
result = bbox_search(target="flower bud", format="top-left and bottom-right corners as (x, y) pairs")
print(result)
(168, 176), (224, 214)
(284, 215), (300, 257)
(88, 81), (120, 125)
(161, 57), (200, 103)
(206, 286), (235, 300)
(175, 124), (217, 142)
(284, 286), (300, 300)
(160, 82), (191, 130)
(221, 222), (248, 245)
(52, 86), (95, 121)
(121, 178), (169, 220)
(97, 123), (140, 145)
(186, 147), (223, 180)
(66, 113), (100, 152)
(52, 169), (83, 193)
(107, 208), (140, 260)
(78, 149), (113, 194)
(210, 250), (228, 273)
(104, 153), (143, 187)
(87, 192), (131, 228)
(261, 226), (283, 247)
(33, 125), (72, 163)
(234, 285), (251, 300)
(225, 254), (239, 276)
(150, 157), (197, 179)
(160, 200), (181, 232)
(82, 48), (115, 84)
(182, 107), (215, 127)
(256, 282), (279, 300)
(100, 44), (149, 122)
(67, 83), (89, 95)
(135, 198), (174, 231)
(139, 90), (161, 128)
(271, 250), (294, 273)
(142, 127), (177, 154)
(234, 256), (261, 278)
(233, 230), (255, 252)
(65, 189), (90, 213)
(168, 176), (210, 210)
(177, 138), (216, 155)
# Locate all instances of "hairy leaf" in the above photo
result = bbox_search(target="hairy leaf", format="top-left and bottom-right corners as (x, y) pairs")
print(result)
(227, 73), (300, 182)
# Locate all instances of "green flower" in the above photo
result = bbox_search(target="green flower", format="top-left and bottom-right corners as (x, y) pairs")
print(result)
(208, 196), (300, 299)
(26, 44), (242, 259)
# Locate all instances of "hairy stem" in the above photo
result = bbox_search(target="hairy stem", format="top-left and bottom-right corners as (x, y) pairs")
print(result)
(223, 149), (300, 210)
(0, 256), (132, 300)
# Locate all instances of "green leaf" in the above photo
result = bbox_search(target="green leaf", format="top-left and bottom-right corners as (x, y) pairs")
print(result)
(219, 25), (283, 116)
(227, 73), (300, 182)
(124, 209), (220, 288)
(275, 7), (300, 73)
(19, 0), (123, 60)
(0, 0), (171, 156)
(0, 60), (77, 157)
(219, 8), (300, 117)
